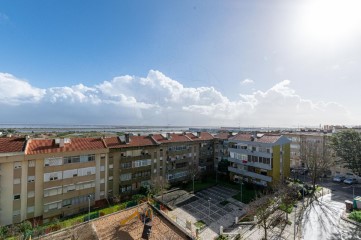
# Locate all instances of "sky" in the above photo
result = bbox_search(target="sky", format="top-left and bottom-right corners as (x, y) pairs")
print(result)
(1, 0), (361, 127)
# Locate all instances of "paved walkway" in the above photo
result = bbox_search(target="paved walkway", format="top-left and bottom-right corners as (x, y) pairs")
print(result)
(166, 185), (245, 240)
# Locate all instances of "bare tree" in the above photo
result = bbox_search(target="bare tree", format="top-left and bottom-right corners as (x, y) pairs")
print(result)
(150, 176), (170, 201)
(299, 135), (335, 189)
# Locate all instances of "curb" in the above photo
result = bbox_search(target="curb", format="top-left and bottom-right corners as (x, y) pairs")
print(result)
(340, 211), (361, 227)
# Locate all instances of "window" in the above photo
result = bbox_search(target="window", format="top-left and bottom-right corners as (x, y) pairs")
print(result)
(100, 165), (105, 171)
(44, 171), (62, 182)
(28, 160), (35, 167)
(44, 186), (63, 196)
(62, 199), (71, 207)
(14, 178), (21, 184)
(121, 162), (132, 169)
(28, 191), (35, 198)
(109, 176), (113, 180)
(27, 206), (35, 213)
(44, 157), (63, 166)
(13, 210), (20, 216)
(14, 194), (20, 200)
(63, 184), (76, 193)
(109, 164), (113, 169)
(120, 173), (132, 181)
(44, 201), (62, 212)
(100, 178), (105, 184)
(14, 161), (22, 169)
(100, 191), (105, 196)
(28, 176), (35, 182)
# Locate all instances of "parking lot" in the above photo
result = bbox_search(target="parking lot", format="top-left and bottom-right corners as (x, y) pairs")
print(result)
(169, 185), (245, 239)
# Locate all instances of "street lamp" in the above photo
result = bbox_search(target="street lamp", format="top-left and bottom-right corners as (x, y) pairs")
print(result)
(208, 198), (211, 221)
(294, 204), (298, 240)
(87, 194), (92, 222)
(239, 178), (244, 203)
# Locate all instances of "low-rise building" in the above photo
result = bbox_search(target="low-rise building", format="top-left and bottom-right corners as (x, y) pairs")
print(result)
(227, 133), (291, 187)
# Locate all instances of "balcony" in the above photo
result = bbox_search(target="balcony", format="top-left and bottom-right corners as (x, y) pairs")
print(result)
(228, 148), (272, 158)
(228, 167), (272, 182)
(228, 157), (272, 170)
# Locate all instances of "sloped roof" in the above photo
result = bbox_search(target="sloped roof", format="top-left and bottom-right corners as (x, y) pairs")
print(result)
(230, 133), (282, 144)
(214, 132), (232, 140)
(104, 136), (157, 148)
(26, 137), (107, 155)
(186, 132), (214, 141)
(151, 133), (192, 143)
(0, 137), (26, 153)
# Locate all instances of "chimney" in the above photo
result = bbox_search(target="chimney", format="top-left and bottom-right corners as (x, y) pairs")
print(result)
(59, 139), (65, 147)
(125, 133), (130, 144)
(166, 133), (171, 140)
(197, 132), (201, 138)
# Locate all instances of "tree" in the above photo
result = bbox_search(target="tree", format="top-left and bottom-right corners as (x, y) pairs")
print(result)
(150, 177), (170, 201)
(299, 135), (335, 189)
(0, 225), (8, 239)
(18, 220), (33, 239)
(246, 189), (280, 240)
(331, 130), (361, 177)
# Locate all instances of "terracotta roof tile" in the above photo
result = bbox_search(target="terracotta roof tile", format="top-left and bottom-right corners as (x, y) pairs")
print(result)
(26, 138), (106, 155)
(214, 132), (232, 140)
(104, 136), (157, 148)
(230, 133), (282, 144)
(152, 133), (192, 143)
(185, 132), (214, 141)
(0, 137), (26, 153)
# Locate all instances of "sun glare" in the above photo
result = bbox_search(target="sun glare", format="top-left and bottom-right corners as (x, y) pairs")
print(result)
(296, 0), (361, 47)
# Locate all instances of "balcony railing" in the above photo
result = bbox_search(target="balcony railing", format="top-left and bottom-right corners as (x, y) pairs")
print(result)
(228, 157), (272, 170)
(228, 166), (272, 182)
(228, 148), (272, 158)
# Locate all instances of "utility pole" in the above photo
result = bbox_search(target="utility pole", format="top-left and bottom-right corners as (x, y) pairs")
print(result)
(294, 204), (298, 240)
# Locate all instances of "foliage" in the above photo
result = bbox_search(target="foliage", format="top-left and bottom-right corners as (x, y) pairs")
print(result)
(18, 220), (33, 238)
(331, 130), (361, 177)
(131, 194), (146, 203)
(218, 159), (229, 173)
(299, 135), (335, 189)
(349, 210), (361, 223)
(194, 220), (206, 229)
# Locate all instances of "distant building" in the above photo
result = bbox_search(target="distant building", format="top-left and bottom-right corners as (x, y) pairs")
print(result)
(227, 133), (291, 187)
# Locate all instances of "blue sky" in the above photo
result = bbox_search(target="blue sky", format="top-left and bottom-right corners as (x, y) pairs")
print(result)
(1, 0), (361, 127)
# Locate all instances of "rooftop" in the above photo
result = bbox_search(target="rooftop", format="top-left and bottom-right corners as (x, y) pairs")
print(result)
(230, 133), (282, 144)
(0, 137), (26, 153)
(26, 137), (107, 155)
(104, 135), (157, 148)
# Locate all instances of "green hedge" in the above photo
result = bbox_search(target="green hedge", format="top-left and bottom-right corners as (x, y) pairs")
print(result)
(349, 210), (361, 223)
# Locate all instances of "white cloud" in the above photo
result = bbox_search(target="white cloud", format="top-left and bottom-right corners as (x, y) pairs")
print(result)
(0, 71), (352, 126)
(0, 73), (45, 105)
(241, 78), (254, 85)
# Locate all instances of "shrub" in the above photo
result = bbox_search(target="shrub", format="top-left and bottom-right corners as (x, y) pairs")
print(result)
(349, 210), (361, 223)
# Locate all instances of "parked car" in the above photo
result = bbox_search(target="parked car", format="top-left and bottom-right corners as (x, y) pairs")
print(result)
(343, 178), (358, 184)
(333, 176), (346, 182)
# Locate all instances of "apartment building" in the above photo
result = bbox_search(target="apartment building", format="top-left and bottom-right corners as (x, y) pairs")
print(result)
(227, 133), (291, 187)
(104, 134), (158, 199)
(0, 132), (216, 226)
(0, 137), (27, 226)
(0, 137), (108, 226)
(186, 132), (214, 172)
(151, 133), (199, 184)
(214, 132), (233, 170)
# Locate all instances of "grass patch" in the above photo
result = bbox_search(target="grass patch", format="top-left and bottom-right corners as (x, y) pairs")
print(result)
(194, 220), (206, 229)
(239, 215), (255, 222)
(349, 210), (361, 223)
(183, 178), (217, 192)
(232, 188), (258, 204)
